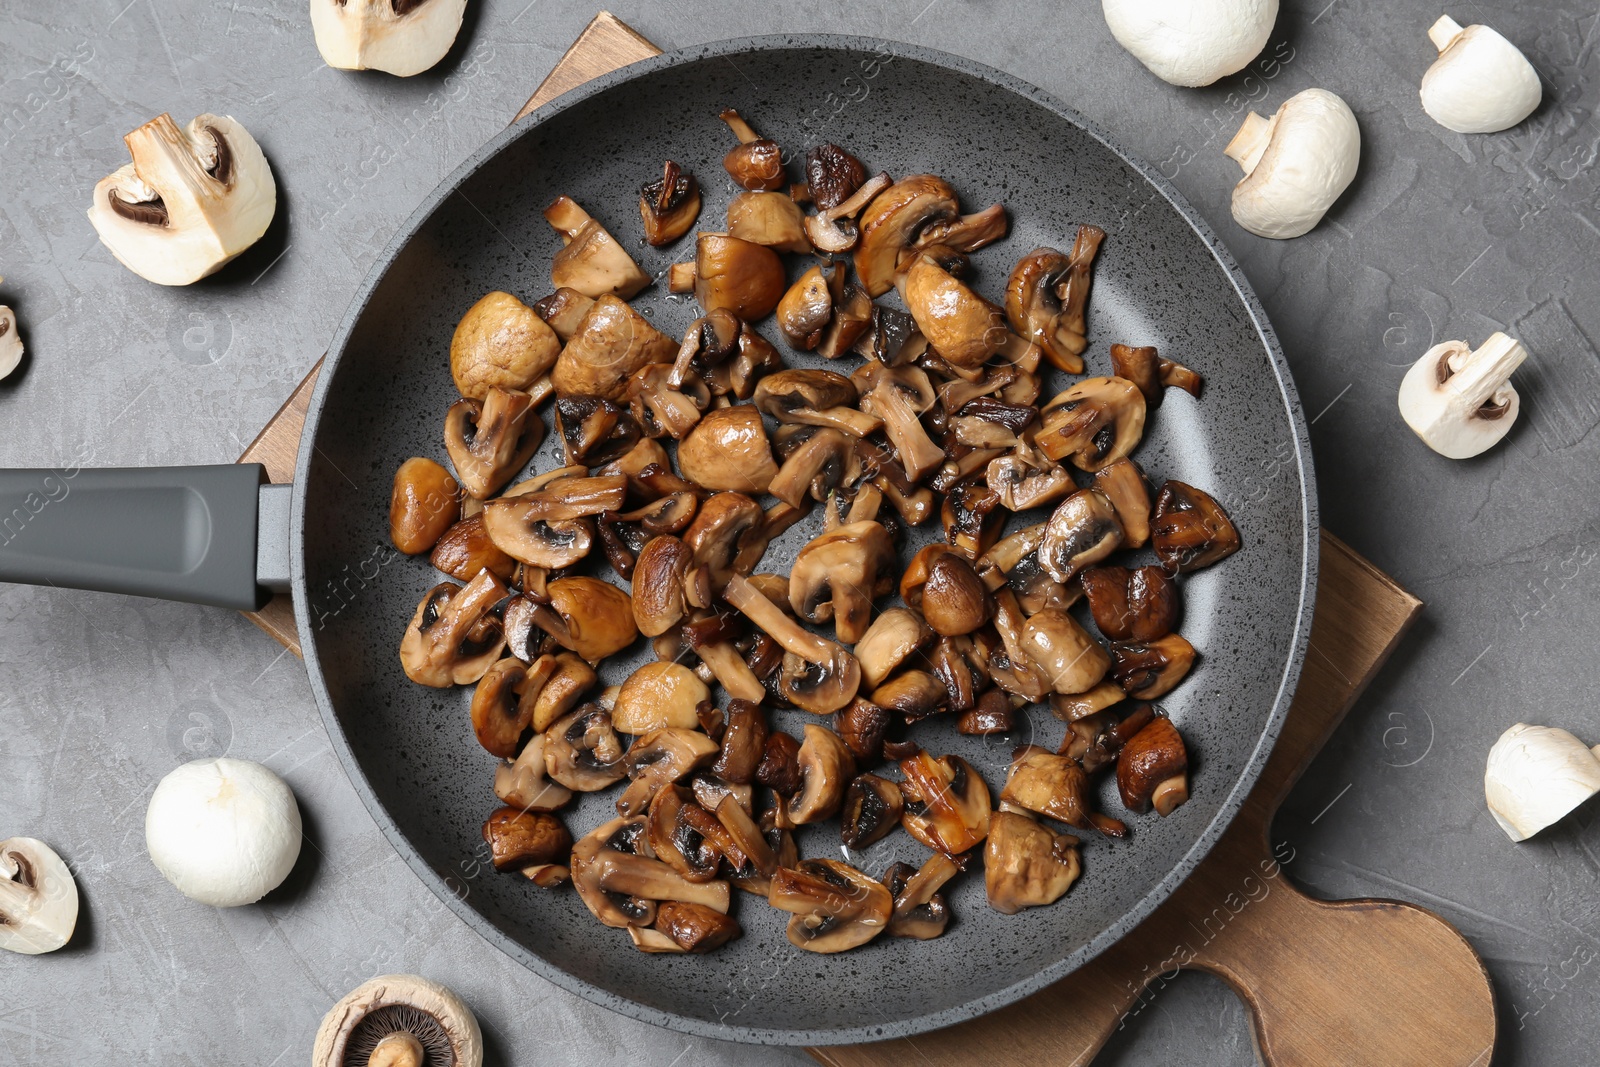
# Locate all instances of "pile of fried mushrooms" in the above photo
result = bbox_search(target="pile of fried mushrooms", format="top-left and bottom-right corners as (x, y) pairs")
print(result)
(390, 110), (1240, 956)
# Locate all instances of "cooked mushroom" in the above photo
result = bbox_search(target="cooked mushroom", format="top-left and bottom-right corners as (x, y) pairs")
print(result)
(611, 662), (712, 734)
(0, 838), (77, 955)
(656, 900), (743, 952)
(390, 457), (461, 555)
(789, 521), (895, 644)
(899, 751), (992, 854)
(1003, 232), (1103, 374)
(841, 773), (904, 849)
(552, 294), (678, 401)
(776, 265), (834, 349)
(1092, 458), (1153, 548)
(768, 858), (893, 953)
(1081, 564), (1181, 642)
(901, 253), (1005, 369)
(983, 590), (1055, 701)
(1049, 680), (1127, 724)
(450, 291), (562, 400)
(728, 190), (811, 254)
(718, 109), (785, 191)
(694, 233), (786, 321)
(597, 491), (699, 579)
(1020, 607), (1112, 696)
(630, 535), (702, 637)
(625, 363), (708, 441)
(986, 440), (1074, 512)
(639, 160), (701, 246)
(805, 143), (868, 209)
(853, 305), (924, 367)
(683, 492), (768, 589)
(429, 515), (516, 582)
(853, 607), (935, 689)
(911, 550), (992, 636)
(769, 427), (857, 509)
(544, 195), (650, 299)
(754, 368), (881, 437)
(647, 785), (725, 883)
(550, 396), (640, 467)
(723, 573), (862, 714)
(871, 668), (949, 721)
(87, 113), (276, 286)
(853, 362), (944, 482)
(785, 724), (857, 824)
(399, 571), (508, 687)
(569, 817), (659, 928)
(469, 657), (539, 758)
(884, 851), (961, 939)
(713, 698), (768, 784)
(1039, 488), (1125, 584)
(521, 576), (637, 664)
(1110, 633), (1197, 699)
(480, 475), (624, 568)
(544, 704), (628, 791)
(984, 810), (1081, 914)
(941, 477), (1007, 560)
(854, 175), (1007, 296)
(834, 697), (892, 764)
(443, 387), (545, 500)
(1117, 714), (1190, 815)
(617, 727), (719, 817)
(532, 287), (597, 343)
(494, 733), (575, 813)
(803, 171), (893, 254)
(482, 807), (571, 871)
(311, 974), (482, 1067)
(958, 688), (1018, 735)
(1003, 746), (1128, 837)
(677, 405), (779, 494)
(1036, 377), (1147, 472)
(1151, 481), (1241, 573)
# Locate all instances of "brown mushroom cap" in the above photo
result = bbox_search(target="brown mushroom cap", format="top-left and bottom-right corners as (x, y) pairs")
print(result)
(551, 294), (677, 401)
(918, 552), (993, 636)
(775, 265), (834, 349)
(1039, 488), (1125, 584)
(469, 657), (535, 758)
(534, 576), (638, 663)
(769, 858), (893, 953)
(630, 535), (700, 637)
(683, 491), (767, 588)
(899, 751), (992, 854)
(884, 852), (962, 939)
(677, 405), (778, 494)
(1004, 249), (1086, 374)
(544, 196), (651, 300)
(786, 724), (857, 825)
(656, 900), (743, 952)
(482, 807), (572, 871)
(450, 291), (562, 401)
(570, 817), (661, 928)
(694, 233), (786, 321)
(901, 254), (1005, 369)
(1110, 633), (1197, 700)
(1117, 713), (1190, 815)
(854, 174), (969, 296)
(728, 190), (811, 254)
(1002, 745), (1127, 838)
(984, 811), (1082, 915)
(429, 515), (516, 583)
(1019, 607), (1111, 696)
(1151, 480), (1241, 574)
(853, 607), (934, 690)
(390, 457), (462, 557)
(712, 698), (768, 785)
(1092, 458), (1153, 548)
(611, 662), (711, 734)
(639, 161), (702, 247)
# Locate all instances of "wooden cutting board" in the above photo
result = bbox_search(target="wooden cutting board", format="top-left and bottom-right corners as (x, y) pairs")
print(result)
(237, 14), (1496, 1065)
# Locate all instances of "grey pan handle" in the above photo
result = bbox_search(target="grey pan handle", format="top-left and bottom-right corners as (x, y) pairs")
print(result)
(0, 464), (292, 611)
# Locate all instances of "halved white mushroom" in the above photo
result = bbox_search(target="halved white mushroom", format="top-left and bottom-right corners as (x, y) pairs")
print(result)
(1485, 723), (1600, 842)
(0, 838), (78, 954)
(310, 0), (467, 77)
(1101, 0), (1279, 87)
(1398, 333), (1526, 459)
(0, 295), (21, 381)
(1224, 89), (1359, 239)
(87, 113), (276, 285)
(1420, 16), (1541, 134)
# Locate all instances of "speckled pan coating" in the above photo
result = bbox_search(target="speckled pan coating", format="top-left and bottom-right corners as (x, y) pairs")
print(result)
(292, 36), (1317, 1046)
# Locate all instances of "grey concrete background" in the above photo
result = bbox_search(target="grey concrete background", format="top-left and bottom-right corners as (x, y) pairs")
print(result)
(1, 0), (1596, 1063)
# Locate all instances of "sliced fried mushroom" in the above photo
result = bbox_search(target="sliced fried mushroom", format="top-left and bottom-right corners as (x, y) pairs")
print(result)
(677, 405), (778, 494)
(532, 287), (596, 343)
(985, 811), (1081, 915)
(1151, 481), (1241, 573)
(552, 396), (642, 466)
(723, 573), (861, 714)
(480, 476), (622, 568)
(871, 669), (949, 720)
(789, 521), (895, 644)
(884, 851), (961, 939)
(312, 974), (482, 1067)
(803, 171), (893, 254)
(0, 839), (77, 955)
(718, 109), (785, 191)
(683, 492), (767, 588)
(87, 113), (276, 286)
(769, 858), (893, 953)
(775, 265), (834, 349)
(617, 727), (719, 817)
(1003, 746), (1128, 837)
(941, 477), (1007, 560)
(841, 773), (904, 849)
(630, 535), (702, 637)
(1004, 234), (1104, 374)
(656, 900), (743, 953)
(713, 699), (768, 784)
(481, 807), (572, 871)
(768, 427), (856, 508)
(450, 291), (562, 400)
(390, 457), (461, 555)
(853, 362), (944, 482)
(494, 733), (574, 813)
(987, 439), (1074, 512)
(1110, 633), (1197, 699)
(544, 196), (650, 299)
(429, 515), (515, 582)
(694, 233), (786, 321)
(399, 571), (508, 687)
(1081, 564), (1181, 642)
(899, 751), (992, 854)
(901, 253), (1005, 369)
(785, 724), (857, 824)
(727, 190), (811, 254)
(1037, 377), (1147, 472)
(958, 688), (1018, 735)
(544, 704), (628, 791)
(648, 785), (724, 883)
(552, 294), (678, 401)
(627, 362), (708, 441)
(854, 175), (1006, 296)
(1049, 680), (1127, 724)
(916, 551), (993, 636)
(1117, 714), (1190, 815)
(442, 387), (544, 500)
(525, 576), (637, 664)
(612, 662), (711, 734)
(834, 697), (892, 764)
(1093, 458), (1152, 548)
(754, 368), (881, 438)
(1039, 488), (1125, 583)
(570, 817), (661, 928)
(805, 143), (868, 209)
(469, 658), (537, 758)
(639, 160), (701, 246)
(1020, 607), (1112, 696)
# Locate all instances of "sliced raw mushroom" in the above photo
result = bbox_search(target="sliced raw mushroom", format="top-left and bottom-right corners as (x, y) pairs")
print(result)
(481, 807), (572, 871)
(1110, 633), (1197, 699)
(390, 457), (461, 556)
(87, 113), (276, 285)
(1092, 458), (1153, 548)
(611, 662), (711, 734)
(1004, 230), (1105, 374)
(450, 290), (562, 400)
(694, 233), (786, 321)
(1485, 722), (1600, 842)
(718, 109), (785, 191)
(552, 294), (677, 401)
(443, 387), (545, 500)
(901, 252), (1005, 369)
(0, 301), (22, 381)
(677, 405), (778, 494)
(723, 573), (861, 714)
(0, 838), (77, 954)
(840, 773), (904, 849)
(1398, 333), (1527, 459)
(785, 724), (857, 825)
(639, 160), (701, 246)
(1020, 607), (1112, 696)
(494, 734), (575, 813)
(311, 974), (482, 1067)
(616, 727), (719, 817)
(984, 811), (1081, 915)
(1225, 88), (1361, 240)
(399, 571), (508, 687)
(544, 704), (628, 791)
(1151, 481), (1241, 573)
(655, 900), (743, 953)
(803, 171), (893, 254)
(854, 175), (1007, 296)
(1003, 746), (1128, 837)
(1039, 488), (1125, 584)
(1036, 377), (1147, 472)
(727, 190), (811, 254)
(310, 0), (465, 76)
(1116, 714), (1190, 815)
(789, 521), (895, 644)
(768, 858), (893, 953)
(884, 851), (961, 939)
(544, 196), (650, 299)
(899, 751), (992, 854)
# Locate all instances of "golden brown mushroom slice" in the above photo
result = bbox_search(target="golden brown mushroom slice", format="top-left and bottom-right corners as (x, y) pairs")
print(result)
(883, 851), (963, 939)
(853, 607), (935, 690)
(531, 286), (596, 343)
(854, 175), (1007, 296)
(1036, 377), (1147, 472)
(753, 368), (881, 438)
(508, 576), (637, 665)
(544, 704), (628, 792)
(647, 785), (723, 883)
(784, 724), (857, 825)
(1151, 480), (1242, 574)
(1080, 564), (1181, 642)
(1092, 458), (1153, 548)
(789, 520), (895, 645)
(312, 974), (483, 1067)
(639, 160), (701, 247)
(984, 810), (1082, 915)
(469, 657), (538, 758)
(723, 573), (861, 714)
(629, 535), (700, 638)
(1002, 745), (1128, 838)
(898, 750), (992, 854)
(450, 290), (562, 400)
(655, 900), (742, 953)
(768, 858), (893, 953)
(1038, 488), (1125, 584)
(712, 698), (768, 785)
(494, 733), (574, 813)
(627, 363), (709, 442)
(389, 457), (461, 555)
(398, 570), (508, 687)
(551, 294), (677, 401)
(728, 190), (811, 254)
(1019, 606), (1112, 696)
(852, 361), (944, 482)
(615, 727), (719, 818)
(481, 807), (572, 871)
(569, 816), (658, 929)
(442, 387), (545, 500)
(611, 661), (711, 735)
(775, 264), (834, 349)
(901, 252), (1006, 369)
(429, 514), (516, 582)
(1117, 713), (1191, 816)
(1110, 633), (1198, 700)
(543, 195), (650, 299)
(840, 773), (904, 849)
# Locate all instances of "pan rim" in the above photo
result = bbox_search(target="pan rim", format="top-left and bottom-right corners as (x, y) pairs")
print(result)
(293, 32), (1319, 1046)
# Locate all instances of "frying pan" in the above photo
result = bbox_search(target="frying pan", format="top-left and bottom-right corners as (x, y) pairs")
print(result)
(0, 37), (1316, 1045)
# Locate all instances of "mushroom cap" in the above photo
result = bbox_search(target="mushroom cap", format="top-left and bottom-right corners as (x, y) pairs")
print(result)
(677, 405), (778, 494)
(984, 811), (1081, 914)
(0, 838), (78, 954)
(1102, 0), (1278, 86)
(1485, 723), (1600, 842)
(145, 758), (302, 907)
(1228, 88), (1360, 239)
(901, 255), (1005, 369)
(611, 661), (711, 734)
(312, 974), (483, 1067)
(450, 291), (561, 400)
(544, 576), (638, 663)
(551, 295), (677, 401)
(1421, 19), (1541, 134)
(0, 304), (23, 381)
(310, 0), (467, 76)
(1398, 335), (1526, 459)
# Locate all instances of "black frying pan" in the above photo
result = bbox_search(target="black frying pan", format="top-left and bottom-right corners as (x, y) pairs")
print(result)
(0, 37), (1316, 1045)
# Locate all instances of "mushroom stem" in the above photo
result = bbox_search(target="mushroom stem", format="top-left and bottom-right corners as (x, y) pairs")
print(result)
(1445, 332), (1527, 410)
(598, 852), (731, 912)
(722, 573), (835, 663)
(1224, 112), (1275, 174)
(1429, 14), (1465, 51)
(692, 638), (768, 703)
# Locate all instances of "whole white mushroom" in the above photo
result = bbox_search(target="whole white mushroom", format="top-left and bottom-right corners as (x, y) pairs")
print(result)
(145, 758), (302, 907)
(1225, 88), (1361, 239)
(1421, 15), (1541, 134)
(1485, 723), (1600, 842)
(1101, 0), (1278, 87)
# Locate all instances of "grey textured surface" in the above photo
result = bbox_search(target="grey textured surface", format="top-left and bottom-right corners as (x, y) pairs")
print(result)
(0, 0), (1594, 1064)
